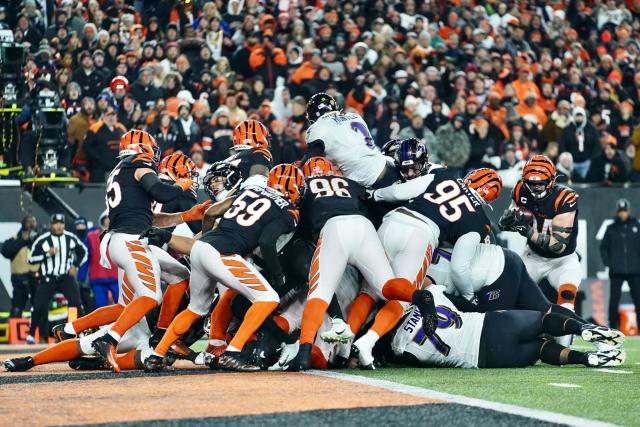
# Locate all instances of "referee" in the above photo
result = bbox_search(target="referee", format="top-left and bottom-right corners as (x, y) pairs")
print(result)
(27, 214), (87, 343)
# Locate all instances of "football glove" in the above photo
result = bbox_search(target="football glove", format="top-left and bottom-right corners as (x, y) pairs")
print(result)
(140, 227), (172, 247)
(180, 200), (213, 223)
(498, 209), (517, 231)
(176, 178), (194, 191)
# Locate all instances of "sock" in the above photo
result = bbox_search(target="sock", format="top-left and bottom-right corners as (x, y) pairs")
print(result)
(63, 323), (76, 335)
(209, 289), (237, 341)
(557, 283), (577, 306)
(155, 308), (201, 357)
(228, 301), (278, 351)
(347, 293), (376, 335)
(226, 345), (240, 353)
(370, 300), (404, 337)
(540, 340), (588, 366)
(208, 339), (227, 346)
(156, 279), (189, 329)
(116, 349), (141, 370)
(381, 278), (416, 302)
(549, 304), (587, 323)
(542, 312), (583, 336)
(33, 340), (81, 365)
(299, 298), (329, 345)
(327, 295), (343, 318)
(310, 344), (328, 369)
(273, 315), (290, 333)
(71, 304), (124, 334)
(110, 296), (158, 339)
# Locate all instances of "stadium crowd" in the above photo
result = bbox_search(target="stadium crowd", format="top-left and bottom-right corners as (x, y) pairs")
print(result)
(3, 0), (640, 185)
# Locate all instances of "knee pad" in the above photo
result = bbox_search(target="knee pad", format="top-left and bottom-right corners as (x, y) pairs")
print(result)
(557, 283), (577, 307)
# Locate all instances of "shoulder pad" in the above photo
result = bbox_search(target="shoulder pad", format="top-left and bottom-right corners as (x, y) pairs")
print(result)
(554, 187), (578, 211)
(252, 147), (273, 161)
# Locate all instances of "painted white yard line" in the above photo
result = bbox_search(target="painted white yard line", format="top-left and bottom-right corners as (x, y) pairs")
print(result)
(548, 383), (581, 388)
(595, 369), (633, 374)
(307, 370), (618, 427)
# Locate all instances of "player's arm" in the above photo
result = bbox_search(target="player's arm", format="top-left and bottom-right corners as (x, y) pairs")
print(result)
(372, 173), (435, 202)
(449, 232), (482, 301)
(526, 211), (576, 254)
(140, 228), (196, 255)
(152, 200), (213, 228)
(134, 168), (191, 203)
(258, 218), (293, 294)
(201, 196), (236, 232)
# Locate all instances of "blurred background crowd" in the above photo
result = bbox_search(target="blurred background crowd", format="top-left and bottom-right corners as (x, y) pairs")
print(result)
(2, 0), (640, 186)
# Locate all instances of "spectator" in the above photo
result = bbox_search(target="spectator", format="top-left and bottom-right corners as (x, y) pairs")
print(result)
(27, 214), (86, 343)
(466, 118), (500, 171)
(600, 199), (640, 331)
(129, 66), (163, 112)
(270, 119), (300, 164)
(1, 215), (39, 319)
(202, 108), (234, 163)
(497, 143), (526, 187)
(433, 114), (471, 175)
(176, 102), (200, 153)
(71, 50), (104, 99)
(67, 96), (96, 178)
(84, 211), (118, 308)
(83, 105), (127, 182)
(586, 134), (631, 183)
(149, 111), (184, 158)
(556, 152), (575, 184)
(424, 98), (449, 133)
(560, 107), (600, 181)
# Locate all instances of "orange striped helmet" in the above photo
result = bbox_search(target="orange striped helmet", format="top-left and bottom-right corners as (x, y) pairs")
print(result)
(521, 154), (556, 199)
(301, 156), (339, 177)
(159, 152), (198, 182)
(232, 119), (271, 150)
(268, 163), (305, 205)
(119, 129), (160, 164)
(464, 168), (503, 203)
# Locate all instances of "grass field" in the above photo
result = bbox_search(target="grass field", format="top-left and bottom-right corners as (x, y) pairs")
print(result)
(350, 337), (640, 426)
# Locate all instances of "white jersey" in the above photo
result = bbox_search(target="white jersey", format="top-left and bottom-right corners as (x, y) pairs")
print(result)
(391, 285), (485, 368)
(306, 112), (387, 187)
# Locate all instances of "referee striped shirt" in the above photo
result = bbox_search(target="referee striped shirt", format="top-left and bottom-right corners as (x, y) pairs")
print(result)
(28, 231), (88, 277)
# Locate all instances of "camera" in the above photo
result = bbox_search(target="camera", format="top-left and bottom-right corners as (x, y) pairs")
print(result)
(31, 86), (68, 175)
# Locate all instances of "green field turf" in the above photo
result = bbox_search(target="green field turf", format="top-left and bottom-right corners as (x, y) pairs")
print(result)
(350, 337), (640, 426)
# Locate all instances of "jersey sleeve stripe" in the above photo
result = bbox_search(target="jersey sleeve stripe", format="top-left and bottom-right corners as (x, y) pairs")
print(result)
(554, 189), (569, 210)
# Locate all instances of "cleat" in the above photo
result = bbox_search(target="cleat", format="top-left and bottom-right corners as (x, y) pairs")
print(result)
(144, 354), (166, 372)
(148, 328), (166, 348)
(26, 335), (36, 345)
(586, 349), (626, 367)
(320, 318), (355, 344)
(268, 342), (299, 371)
(4, 357), (35, 372)
(91, 333), (120, 373)
(194, 352), (215, 367)
(218, 351), (261, 372)
(351, 341), (375, 370)
(205, 343), (227, 359)
(69, 357), (109, 371)
(253, 332), (279, 369)
(52, 324), (75, 342)
(413, 290), (438, 335)
(581, 325), (625, 351)
(283, 343), (312, 372)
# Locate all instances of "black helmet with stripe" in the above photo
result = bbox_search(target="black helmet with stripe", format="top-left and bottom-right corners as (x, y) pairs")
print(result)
(306, 92), (339, 124)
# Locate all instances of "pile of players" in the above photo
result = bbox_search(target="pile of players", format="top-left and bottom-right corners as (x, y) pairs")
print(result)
(4, 92), (627, 374)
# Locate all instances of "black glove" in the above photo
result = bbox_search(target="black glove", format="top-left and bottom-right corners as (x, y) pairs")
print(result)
(140, 227), (172, 247)
(513, 221), (534, 238)
(498, 209), (517, 231)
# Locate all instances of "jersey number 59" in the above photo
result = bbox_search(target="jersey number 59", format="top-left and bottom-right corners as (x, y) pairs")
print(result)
(224, 190), (271, 227)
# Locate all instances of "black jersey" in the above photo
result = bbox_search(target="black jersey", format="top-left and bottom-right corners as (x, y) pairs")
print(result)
(225, 147), (273, 180)
(154, 181), (199, 234)
(512, 181), (579, 258)
(201, 185), (298, 257)
(404, 168), (492, 245)
(106, 155), (156, 234)
(302, 175), (366, 234)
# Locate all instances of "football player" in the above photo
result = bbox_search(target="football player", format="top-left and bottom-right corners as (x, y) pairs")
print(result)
(143, 164), (303, 372)
(499, 155), (581, 345)
(284, 156), (439, 371)
(388, 285), (625, 369)
(304, 93), (400, 189)
(89, 130), (196, 372)
(352, 140), (494, 368)
(222, 118), (273, 190)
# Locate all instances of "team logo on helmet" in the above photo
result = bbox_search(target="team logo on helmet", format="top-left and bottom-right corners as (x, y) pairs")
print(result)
(306, 93), (339, 124)
(464, 168), (503, 203)
(522, 155), (556, 199)
(394, 138), (428, 179)
(268, 163), (306, 205)
(118, 129), (160, 164)
(233, 119), (271, 150)
(301, 156), (339, 177)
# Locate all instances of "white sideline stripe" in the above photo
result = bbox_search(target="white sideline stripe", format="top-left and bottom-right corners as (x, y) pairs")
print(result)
(548, 383), (581, 388)
(307, 370), (619, 427)
(595, 369), (633, 374)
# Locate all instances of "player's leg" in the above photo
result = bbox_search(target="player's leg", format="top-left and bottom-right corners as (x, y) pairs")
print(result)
(346, 293), (376, 335)
(206, 287), (236, 356)
(608, 274), (624, 329)
(546, 253), (582, 346)
(510, 250), (553, 312)
(3, 338), (84, 372)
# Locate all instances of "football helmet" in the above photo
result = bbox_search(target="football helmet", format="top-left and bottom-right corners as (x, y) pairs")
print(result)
(159, 152), (199, 190)
(232, 119), (270, 150)
(306, 92), (339, 124)
(301, 156), (339, 177)
(521, 154), (556, 199)
(118, 129), (160, 164)
(394, 138), (428, 179)
(203, 162), (242, 200)
(268, 163), (305, 205)
(464, 168), (503, 203)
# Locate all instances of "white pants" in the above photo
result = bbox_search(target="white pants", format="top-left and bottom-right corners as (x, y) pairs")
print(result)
(521, 248), (582, 292)
(378, 209), (439, 288)
(309, 215), (394, 303)
(79, 319), (152, 361)
(109, 233), (162, 303)
(188, 241), (279, 316)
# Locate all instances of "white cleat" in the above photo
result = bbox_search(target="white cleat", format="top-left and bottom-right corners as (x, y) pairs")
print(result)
(193, 351), (214, 366)
(353, 338), (375, 370)
(268, 341), (300, 371)
(581, 325), (625, 351)
(320, 318), (354, 344)
(587, 349), (626, 367)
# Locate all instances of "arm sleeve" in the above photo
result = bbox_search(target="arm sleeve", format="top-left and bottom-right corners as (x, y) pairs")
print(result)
(374, 174), (435, 203)
(258, 219), (293, 287)
(139, 172), (185, 203)
(28, 235), (47, 264)
(72, 235), (88, 267)
(600, 226), (611, 267)
(449, 232), (482, 300)
(300, 139), (326, 165)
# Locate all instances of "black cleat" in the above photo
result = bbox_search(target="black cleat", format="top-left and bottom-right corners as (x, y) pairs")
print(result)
(52, 324), (75, 343)
(218, 351), (261, 372)
(284, 343), (312, 372)
(413, 290), (438, 336)
(69, 356), (109, 371)
(144, 354), (166, 372)
(91, 333), (120, 373)
(148, 327), (167, 348)
(4, 357), (35, 372)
